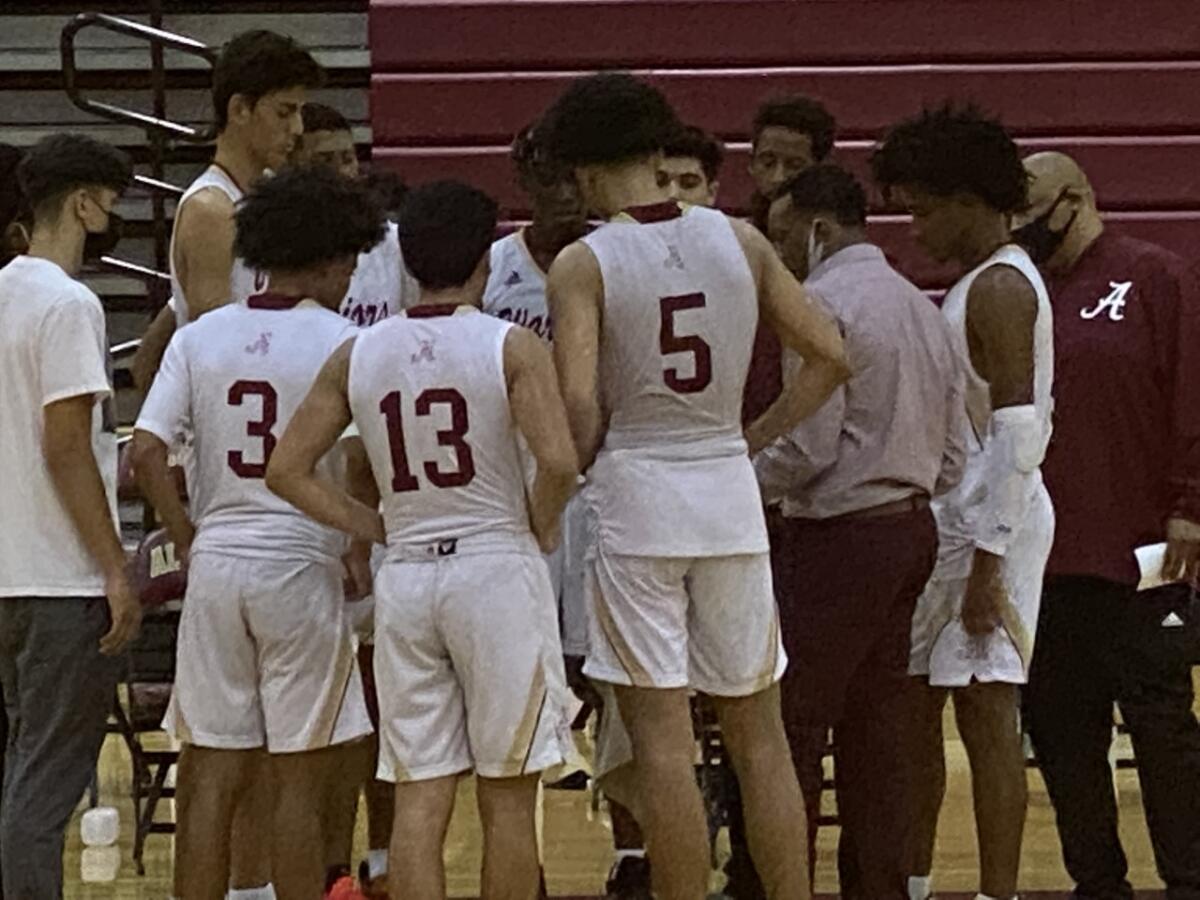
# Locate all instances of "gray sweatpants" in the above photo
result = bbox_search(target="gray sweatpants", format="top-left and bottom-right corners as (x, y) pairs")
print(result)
(0, 597), (121, 899)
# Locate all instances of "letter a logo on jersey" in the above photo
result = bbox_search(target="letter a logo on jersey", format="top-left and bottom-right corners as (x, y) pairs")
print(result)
(1080, 281), (1131, 321)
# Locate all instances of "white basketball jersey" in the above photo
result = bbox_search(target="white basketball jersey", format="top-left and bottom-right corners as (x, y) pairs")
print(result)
(940, 243), (1054, 461)
(136, 296), (357, 564)
(340, 222), (418, 327)
(935, 244), (1054, 538)
(169, 164), (262, 327)
(580, 202), (767, 557)
(347, 305), (532, 549)
(482, 231), (554, 341)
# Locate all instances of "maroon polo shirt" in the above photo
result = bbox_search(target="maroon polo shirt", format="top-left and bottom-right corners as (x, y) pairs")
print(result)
(1042, 231), (1200, 585)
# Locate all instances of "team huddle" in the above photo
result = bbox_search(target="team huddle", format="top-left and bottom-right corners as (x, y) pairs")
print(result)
(6, 16), (1196, 900)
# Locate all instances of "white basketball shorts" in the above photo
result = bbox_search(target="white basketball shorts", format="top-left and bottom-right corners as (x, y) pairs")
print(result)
(583, 551), (786, 696)
(373, 539), (572, 783)
(164, 551), (372, 753)
(910, 483), (1055, 686)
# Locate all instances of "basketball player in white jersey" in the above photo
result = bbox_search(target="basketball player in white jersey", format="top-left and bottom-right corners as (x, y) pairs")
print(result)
(483, 119), (589, 654)
(131, 168), (382, 900)
(291, 100), (416, 890)
(266, 180), (580, 900)
(872, 106), (1055, 900)
(130, 30), (323, 391)
(293, 101), (419, 327)
(539, 73), (850, 900)
(483, 120), (588, 339)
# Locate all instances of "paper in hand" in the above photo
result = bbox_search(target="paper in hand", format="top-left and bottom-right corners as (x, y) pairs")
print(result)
(1136, 543), (1181, 592)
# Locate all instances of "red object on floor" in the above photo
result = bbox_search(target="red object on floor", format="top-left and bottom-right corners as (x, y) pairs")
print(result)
(325, 876), (367, 900)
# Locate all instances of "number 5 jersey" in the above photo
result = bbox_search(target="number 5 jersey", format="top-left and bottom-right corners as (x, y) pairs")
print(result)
(580, 202), (768, 559)
(136, 293), (358, 564)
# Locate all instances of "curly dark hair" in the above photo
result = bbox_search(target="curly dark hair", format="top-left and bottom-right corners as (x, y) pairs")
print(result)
(17, 133), (132, 216)
(540, 72), (681, 168)
(510, 119), (569, 185)
(870, 104), (1028, 213)
(782, 164), (867, 227)
(234, 167), (384, 271)
(663, 125), (725, 183)
(752, 95), (836, 161)
(397, 181), (498, 290)
(213, 30), (324, 131)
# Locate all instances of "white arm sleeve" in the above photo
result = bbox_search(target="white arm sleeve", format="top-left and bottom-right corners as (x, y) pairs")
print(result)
(972, 404), (1050, 556)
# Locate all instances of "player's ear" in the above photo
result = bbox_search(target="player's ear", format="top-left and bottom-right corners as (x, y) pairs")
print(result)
(228, 93), (254, 127)
(707, 180), (720, 207)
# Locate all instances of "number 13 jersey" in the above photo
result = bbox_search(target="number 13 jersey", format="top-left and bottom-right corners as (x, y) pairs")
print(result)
(348, 305), (533, 550)
(580, 202), (767, 558)
(136, 294), (358, 564)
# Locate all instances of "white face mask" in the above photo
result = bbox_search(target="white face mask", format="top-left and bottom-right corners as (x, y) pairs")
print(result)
(806, 222), (825, 275)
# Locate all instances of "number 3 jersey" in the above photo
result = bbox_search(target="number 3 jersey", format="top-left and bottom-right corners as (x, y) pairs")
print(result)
(136, 294), (357, 564)
(347, 305), (533, 549)
(580, 202), (767, 558)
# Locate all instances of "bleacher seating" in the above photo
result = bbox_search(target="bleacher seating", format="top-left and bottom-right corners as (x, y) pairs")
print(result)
(368, 0), (1200, 289)
(0, 1), (370, 346)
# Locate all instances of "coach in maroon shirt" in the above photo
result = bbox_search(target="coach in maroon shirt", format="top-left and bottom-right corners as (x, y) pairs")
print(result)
(1015, 151), (1200, 900)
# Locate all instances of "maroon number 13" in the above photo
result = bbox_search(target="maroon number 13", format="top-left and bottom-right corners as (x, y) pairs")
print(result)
(379, 388), (476, 492)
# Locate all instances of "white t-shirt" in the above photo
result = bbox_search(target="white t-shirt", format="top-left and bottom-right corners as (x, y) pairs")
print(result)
(0, 256), (118, 597)
(136, 296), (357, 564)
(339, 222), (419, 327)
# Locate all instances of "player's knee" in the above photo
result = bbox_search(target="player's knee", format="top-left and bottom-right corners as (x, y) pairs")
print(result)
(954, 684), (1021, 749)
(476, 774), (539, 824)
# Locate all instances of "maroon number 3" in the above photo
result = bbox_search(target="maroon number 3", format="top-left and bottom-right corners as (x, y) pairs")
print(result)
(226, 380), (277, 478)
(379, 388), (476, 492)
(660, 293), (712, 393)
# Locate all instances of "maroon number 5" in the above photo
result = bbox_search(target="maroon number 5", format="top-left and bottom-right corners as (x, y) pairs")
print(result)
(660, 293), (712, 393)
(379, 388), (476, 492)
(226, 380), (277, 478)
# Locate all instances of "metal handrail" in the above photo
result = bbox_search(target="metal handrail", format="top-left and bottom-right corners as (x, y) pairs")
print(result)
(60, 12), (218, 144)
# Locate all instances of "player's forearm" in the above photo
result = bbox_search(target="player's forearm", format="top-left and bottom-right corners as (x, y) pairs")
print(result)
(131, 307), (176, 394)
(565, 399), (603, 472)
(44, 443), (126, 579)
(267, 469), (385, 545)
(530, 469), (577, 544)
(131, 432), (194, 549)
(745, 358), (845, 455)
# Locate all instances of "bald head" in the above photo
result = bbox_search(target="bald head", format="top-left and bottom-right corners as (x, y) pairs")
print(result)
(1020, 151), (1095, 221)
(1012, 151), (1104, 271)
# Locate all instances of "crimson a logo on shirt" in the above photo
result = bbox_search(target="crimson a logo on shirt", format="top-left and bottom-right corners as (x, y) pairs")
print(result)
(495, 307), (552, 341)
(1080, 281), (1132, 322)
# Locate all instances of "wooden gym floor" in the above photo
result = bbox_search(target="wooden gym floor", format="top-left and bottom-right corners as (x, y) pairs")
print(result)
(60, 682), (1199, 900)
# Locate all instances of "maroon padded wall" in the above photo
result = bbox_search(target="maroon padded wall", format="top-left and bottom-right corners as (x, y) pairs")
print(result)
(369, 0), (1200, 285)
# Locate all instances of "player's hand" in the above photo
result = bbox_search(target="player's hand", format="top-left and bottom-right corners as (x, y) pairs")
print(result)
(1164, 517), (1200, 586)
(101, 568), (143, 656)
(962, 550), (1005, 636)
(172, 521), (195, 568)
(564, 655), (602, 709)
(342, 540), (374, 602)
(532, 510), (563, 554)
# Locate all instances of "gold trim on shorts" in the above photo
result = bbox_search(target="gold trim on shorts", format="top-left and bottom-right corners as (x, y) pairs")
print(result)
(310, 634), (355, 751)
(504, 663), (548, 777)
(592, 568), (652, 686)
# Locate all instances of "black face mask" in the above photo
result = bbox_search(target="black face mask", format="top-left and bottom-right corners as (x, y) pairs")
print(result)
(1013, 191), (1076, 265)
(83, 211), (124, 262)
